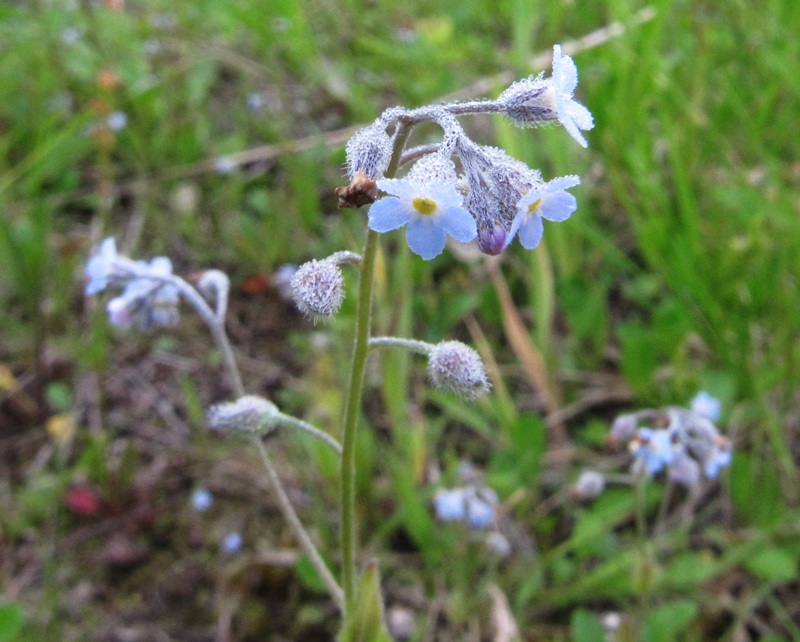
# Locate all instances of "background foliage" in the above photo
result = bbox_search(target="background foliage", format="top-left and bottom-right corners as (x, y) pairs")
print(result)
(1, 0), (798, 640)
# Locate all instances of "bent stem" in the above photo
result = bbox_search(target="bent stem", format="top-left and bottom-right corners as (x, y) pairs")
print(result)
(173, 274), (345, 611)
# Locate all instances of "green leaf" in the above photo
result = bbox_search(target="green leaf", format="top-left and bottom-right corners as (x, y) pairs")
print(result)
(0, 603), (24, 642)
(643, 600), (698, 642)
(339, 561), (393, 642)
(743, 547), (798, 583)
(570, 609), (606, 642)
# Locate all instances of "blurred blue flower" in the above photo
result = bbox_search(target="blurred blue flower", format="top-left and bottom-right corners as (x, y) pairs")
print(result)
(191, 488), (212, 512)
(106, 256), (180, 329)
(85, 237), (119, 295)
(632, 428), (675, 475)
(509, 175), (580, 249)
(551, 45), (594, 148)
(107, 111), (128, 131)
(704, 445), (732, 479)
(368, 178), (477, 259)
(465, 495), (494, 529)
(434, 488), (466, 522)
(222, 531), (242, 553)
(690, 391), (722, 422)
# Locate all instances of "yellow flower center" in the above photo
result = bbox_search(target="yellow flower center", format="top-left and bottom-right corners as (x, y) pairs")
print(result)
(412, 197), (437, 215)
(527, 198), (543, 215)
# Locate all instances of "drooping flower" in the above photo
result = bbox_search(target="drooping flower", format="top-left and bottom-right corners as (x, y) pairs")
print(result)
(105, 257), (180, 329)
(550, 44), (594, 148)
(507, 175), (580, 250)
(368, 178), (477, 259)
(85, 237), (119, 295)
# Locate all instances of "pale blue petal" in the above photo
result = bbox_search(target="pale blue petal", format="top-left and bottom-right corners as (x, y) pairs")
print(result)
(539, 192), (577, 222)
(565, 99), (594, 131)
(376, 178), (417, 200)
(406, 216), (447, 260)
(547, 175), (581, 192)
(437, 206), (477, 242)
(368, 197), (413, 232)
(559, 112), (588, 148)
(518, 215), (544, 249)
(424, 181), (464, 208)
(506, 212), (524, 249)
(552, 45), (578, 95)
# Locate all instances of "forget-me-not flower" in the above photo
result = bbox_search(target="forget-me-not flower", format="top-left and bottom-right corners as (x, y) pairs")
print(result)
(222, 531), (242, 553)
(465, 490), (496, 529)
(368, 178), (477, 260)
(704, 444), (732, 479)
(551, 45), (594, 148)
(631, 427), (675, 475)
(85, 237), (120, 295)
(690, 391), (722, 422)
(434, 488), (466, 522)
(507, 175), (580, 249)
(191, 488), (213, 512)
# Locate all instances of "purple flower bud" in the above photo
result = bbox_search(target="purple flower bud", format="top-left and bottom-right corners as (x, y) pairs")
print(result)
(476, 221), (509, 255)
(571, 470), (605, 500)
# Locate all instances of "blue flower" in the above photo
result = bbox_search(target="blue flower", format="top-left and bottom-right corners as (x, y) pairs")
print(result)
(465, 495), (495, 529)
(434, 488), (466, 522)
(106, 257), (180, 329)
(191, 488), (212, 512)
(85, 237), (118, 295)
(690, 391), (722, 422)
(704, 445), (732, 479)
(368, 178), (477, 260)
(508, 175), (580, 249)
(632, 428), (675, 475)
(551, 45), (594, 148)
(222, 531), (242, 553)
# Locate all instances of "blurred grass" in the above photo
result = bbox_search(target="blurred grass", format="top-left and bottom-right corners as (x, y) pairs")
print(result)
(1, 0), (799, 640)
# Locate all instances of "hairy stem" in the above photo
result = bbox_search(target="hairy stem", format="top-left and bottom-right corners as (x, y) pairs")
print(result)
(339, 121), (412, 610)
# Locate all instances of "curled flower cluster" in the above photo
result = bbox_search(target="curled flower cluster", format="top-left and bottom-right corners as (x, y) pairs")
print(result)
(341, 45), (593, 259)
(85, 237), (181, 329)
(611, 392), (733, 486)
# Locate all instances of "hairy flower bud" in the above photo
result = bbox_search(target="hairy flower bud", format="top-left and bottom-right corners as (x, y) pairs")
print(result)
(345, 120), (393, 181)
(207, 395), (279, 435)
(290, 259), (345, 319)
(498, 74), (557, 127)
(427, 341), (490, 399)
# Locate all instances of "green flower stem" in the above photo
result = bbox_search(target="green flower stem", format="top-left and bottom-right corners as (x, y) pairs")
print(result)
(276, 411), (343, 456)
(339, 121), (413, 612)
(339, 227), (380, 609)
